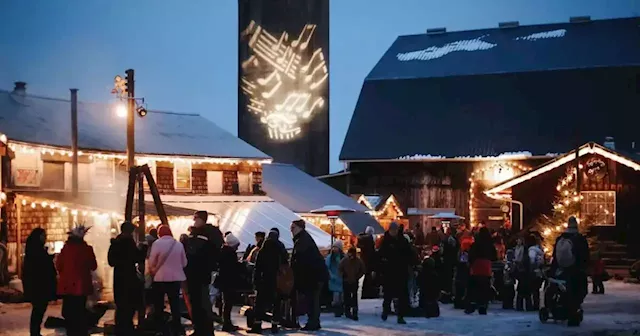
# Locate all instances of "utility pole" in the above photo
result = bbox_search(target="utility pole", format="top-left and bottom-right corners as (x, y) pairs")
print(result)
(125, 69), (135, 170)
(70, 89), (79, 198)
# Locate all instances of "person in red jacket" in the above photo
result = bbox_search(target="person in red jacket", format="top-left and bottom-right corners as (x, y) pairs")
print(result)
(56, 226), (97, 336)
(464, 227), (497, 315)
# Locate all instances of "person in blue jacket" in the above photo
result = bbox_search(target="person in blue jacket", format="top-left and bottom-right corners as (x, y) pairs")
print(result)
(326, 240), (345, 317)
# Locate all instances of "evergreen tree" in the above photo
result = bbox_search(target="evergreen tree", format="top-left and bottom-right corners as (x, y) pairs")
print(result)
(533, 166), (597, 256)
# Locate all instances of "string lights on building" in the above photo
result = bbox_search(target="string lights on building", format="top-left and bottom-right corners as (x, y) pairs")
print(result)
(7, 142), (271, 166)
(468, 161), (531, 226)
(240, 21), (328, 140)
(17, 196), (122, 220)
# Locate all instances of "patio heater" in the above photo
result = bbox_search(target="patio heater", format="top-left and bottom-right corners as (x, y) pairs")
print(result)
(310, 205), (355, 246)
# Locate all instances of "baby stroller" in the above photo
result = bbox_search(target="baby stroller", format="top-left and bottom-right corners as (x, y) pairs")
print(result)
(539, 275), (583, 325)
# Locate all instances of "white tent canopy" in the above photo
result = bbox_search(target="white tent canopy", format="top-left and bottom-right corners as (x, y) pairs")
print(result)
(159, 195), (332, 250)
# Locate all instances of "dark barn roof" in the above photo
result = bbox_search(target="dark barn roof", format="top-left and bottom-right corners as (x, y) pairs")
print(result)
(340, 17), (640, 161)
(0, 90), (269, 159)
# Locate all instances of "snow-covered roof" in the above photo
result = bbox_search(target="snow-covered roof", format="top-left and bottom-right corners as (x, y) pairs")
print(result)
(160, 195), (332, 250)
(262, 163), (384, 234)
(0, 90), (270, 159)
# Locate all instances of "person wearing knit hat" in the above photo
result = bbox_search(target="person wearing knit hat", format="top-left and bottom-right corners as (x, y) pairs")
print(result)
(217, 231), (243, 331)
(148, 223), (187, 335)
(108, 221), (146, 335)
(565, 216), (579, 234)
(289, 218), (326, 331)
(157, 224), (173, 238)
(550, 215), (590, 326)
(378, 220), (412, 324)
(326, 239), (345, 317)
(224, 233), (240, 248)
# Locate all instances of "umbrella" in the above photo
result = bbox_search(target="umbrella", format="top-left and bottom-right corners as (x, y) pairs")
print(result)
(428, 212), (465, 220)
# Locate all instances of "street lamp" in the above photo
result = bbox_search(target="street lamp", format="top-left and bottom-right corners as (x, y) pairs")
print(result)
(115, 104), (127, 118)
(310, 205), (356, 247)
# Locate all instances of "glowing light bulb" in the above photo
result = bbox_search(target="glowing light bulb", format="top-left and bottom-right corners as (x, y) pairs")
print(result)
(116, 104), (127, 118)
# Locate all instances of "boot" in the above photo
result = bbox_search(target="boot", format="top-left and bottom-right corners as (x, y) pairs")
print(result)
(270, 322), (279, 334)
(381, 310), (388, 321)
(248, 322), (263, 334)
(478, 305), (487, 315)
(352, 309), (359, 321)
(344, 306), (352, 320)
(397, 316), (407, 324)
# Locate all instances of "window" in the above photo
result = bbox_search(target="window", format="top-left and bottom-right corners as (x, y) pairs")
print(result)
(41, 162), (65, 189)
(65, 163), (91, 190)
(207, 171), (223, 194)
(174, 162), (192, 190)
(92, 159), (115, 189)
(581, 191), (616, 226)
(238, 172), (252, 194)
(12, 151), (41, 187)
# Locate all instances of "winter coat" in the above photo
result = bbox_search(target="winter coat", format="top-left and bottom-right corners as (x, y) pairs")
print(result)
(216, 245), (244, 291)
(591, 259), (605, 276)
(468, 239), (497, 277)
(253, 234), (288, 290)
(418, 257), (440, 301)
(291, 229), (328, 291)
(356, 233), (377, 273)
(56, 237), (97, 296)
(204, 224), (224, 251)
(148, 236), (188, 282)
(377, 231), (416, 287)
(23, 239), (57, 302)
(326, 252), (344, 292)
(184, 226), (220, 285)
(442, 235), (459, 266)
(108, 233), (145, 301)
(426, 231), (441, 247)
(338, 256), (365, 284)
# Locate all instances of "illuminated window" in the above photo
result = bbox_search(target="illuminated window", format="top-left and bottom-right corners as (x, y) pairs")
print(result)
(174, 162), (192, 191)
(12, 151), (40, 187)
(581, 191), (615, 226)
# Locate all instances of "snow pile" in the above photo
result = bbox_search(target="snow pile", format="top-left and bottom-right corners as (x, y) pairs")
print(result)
(396, 154), (445, 160)
(515, 29), (567, 41)
(397, 35), (496, 61)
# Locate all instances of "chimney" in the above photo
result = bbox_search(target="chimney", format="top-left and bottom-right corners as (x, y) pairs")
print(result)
(570, 16), (591, 23)
(13, 81), (26, 96)
(604, 136), (615, 150)
(499, 21), (520, 29)
(426, 27), (447, 35)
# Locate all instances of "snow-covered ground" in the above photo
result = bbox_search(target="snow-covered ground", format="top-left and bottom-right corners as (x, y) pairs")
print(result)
(1, 281), (639, 335)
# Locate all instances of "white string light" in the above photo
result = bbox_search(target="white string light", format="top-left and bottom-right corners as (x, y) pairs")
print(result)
(7, 141), (271, 166)
(18, 196), (122, 220)
(469, 161), (531, 226)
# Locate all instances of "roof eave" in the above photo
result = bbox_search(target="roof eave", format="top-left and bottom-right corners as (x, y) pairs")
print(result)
(340, 155), (554, 163)
(484, 142), (640, 195)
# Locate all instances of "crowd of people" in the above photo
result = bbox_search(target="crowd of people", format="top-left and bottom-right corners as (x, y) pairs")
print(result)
(19, 210), (605, 335)
(348, 216), (598, 327)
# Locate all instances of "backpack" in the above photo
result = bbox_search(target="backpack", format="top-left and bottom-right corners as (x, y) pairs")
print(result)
(276, 263), (294, 295)
(459, 251), (469, 264)
(555, 237), (575, 268)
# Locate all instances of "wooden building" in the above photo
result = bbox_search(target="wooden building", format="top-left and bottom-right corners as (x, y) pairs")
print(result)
(485, 142), (640, 270)
(353, 194), (408, 231)
(322, 17), (640, 240)
(0, 83), (332, 294)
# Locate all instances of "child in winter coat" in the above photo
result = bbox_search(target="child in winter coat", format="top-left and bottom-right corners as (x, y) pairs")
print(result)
(338, 247), (365, 320)
(502, 249), (516, 309)
(453, 248), (470, 309)
(418, 250), (441, 318)
(326, 240), (345, 316)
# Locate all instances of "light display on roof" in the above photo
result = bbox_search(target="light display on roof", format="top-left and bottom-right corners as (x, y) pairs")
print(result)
(240, 20), (328, 141)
